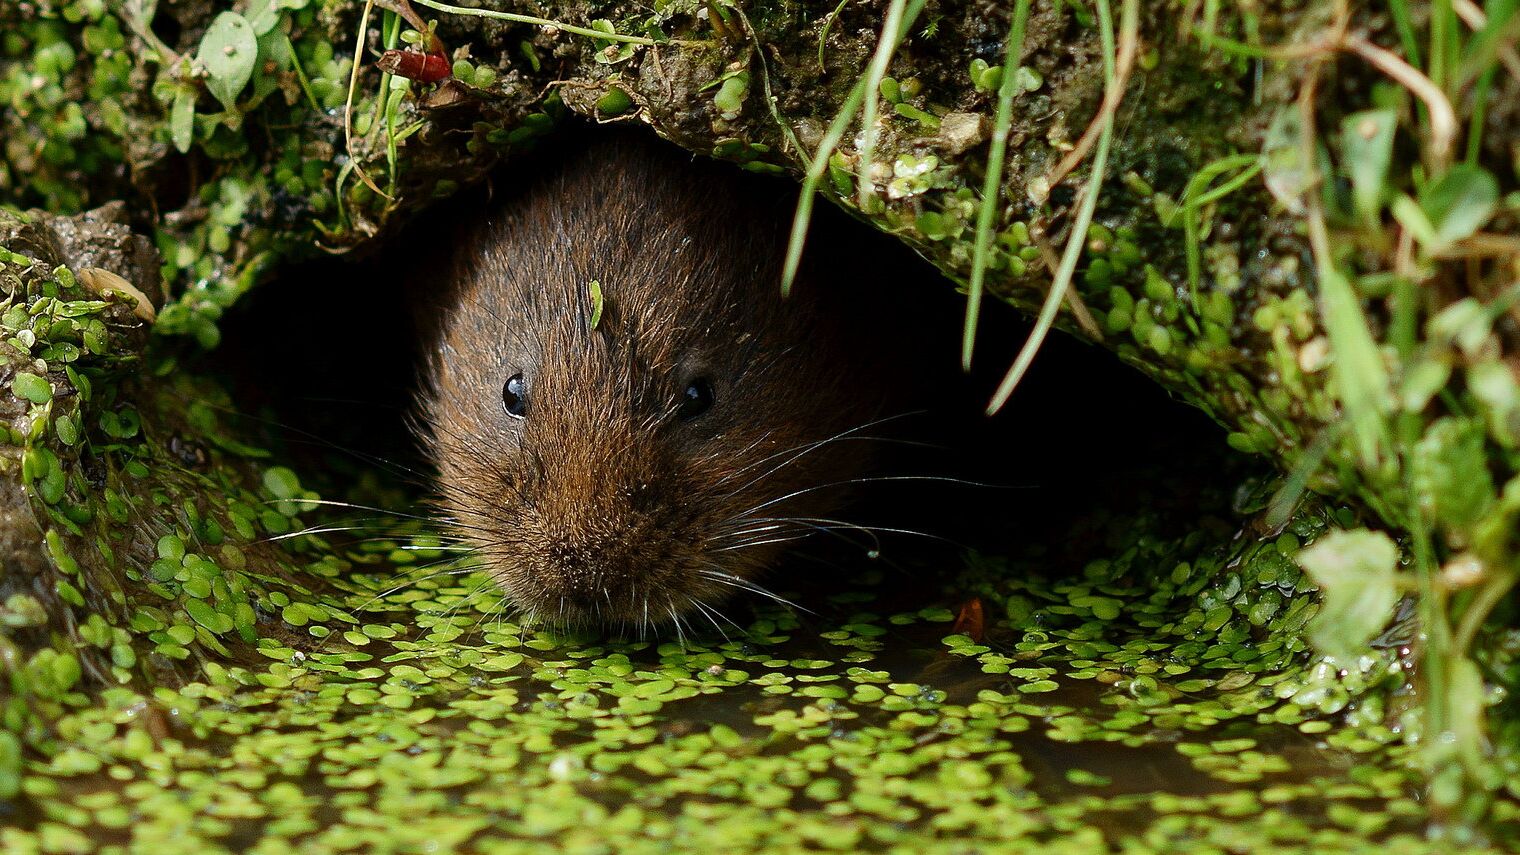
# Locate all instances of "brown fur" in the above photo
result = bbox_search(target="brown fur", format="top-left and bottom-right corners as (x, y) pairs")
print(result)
(417, 134), (888, 631)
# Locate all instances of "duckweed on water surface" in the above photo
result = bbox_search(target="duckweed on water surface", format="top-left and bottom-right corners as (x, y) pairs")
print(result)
(0, 206), (1482, 851)
(5, 0), (1520, 847)
(0, 462), (1450, 852)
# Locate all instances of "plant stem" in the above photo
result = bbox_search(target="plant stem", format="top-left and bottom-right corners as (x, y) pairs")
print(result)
(409, 0), (662, 45)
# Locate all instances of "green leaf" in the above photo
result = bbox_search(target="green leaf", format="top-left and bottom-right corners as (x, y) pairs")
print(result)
(11, 372), (51, 404)
(197, 12), (258, 111)
(1389, 194), (1438, 247)
(588, 280), (603, 330)
(914, 211), (950, 239)
(1260, 106), (1310, 214)
(1318, 266), (1389, 467)
(262, 466), (302, 499)
(1397, 357), (1450, 412)
(893, 102), (939, 128)
(1411, 417), (1495, 534)
(1448, 656), (1487, 750)
(595, 87), (632, 116)
(0, 731), (20, 799)
(170, 86), (195, 154)
(257, 28), (293, 72)
(1419, 164), (1498, 247)
(1428, 297), (1492, 357)
(99, 408), (140, 439)
(244, 0), (281, 35)
(1296, 529), (1401, 663)
(1339, 109), (1396, 224)
(969, 58), (1001, 92)
(185, 598), (233, 634)
(1468, 360), (1520, 445)
(588, 19), (636, 64)
(714, 72), (749, 117)
(54, 413), (79, 446)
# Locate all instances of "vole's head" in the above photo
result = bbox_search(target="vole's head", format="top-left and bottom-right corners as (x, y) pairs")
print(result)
(418, 137), (881, 632)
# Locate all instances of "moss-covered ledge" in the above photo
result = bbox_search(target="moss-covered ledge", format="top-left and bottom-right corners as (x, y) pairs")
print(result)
(5, 0), (1520, 846)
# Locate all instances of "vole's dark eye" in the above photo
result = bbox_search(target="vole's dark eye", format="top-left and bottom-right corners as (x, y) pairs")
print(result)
(678, 378), (714, 421)
(503, 373), (528, 419)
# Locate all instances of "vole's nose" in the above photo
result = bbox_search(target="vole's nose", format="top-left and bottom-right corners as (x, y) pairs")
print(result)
(546, 541), (605, 589)
(543, 532), (638, 611)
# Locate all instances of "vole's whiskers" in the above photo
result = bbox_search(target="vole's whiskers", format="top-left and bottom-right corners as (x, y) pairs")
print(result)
(262, 522), (397, 543)
(704, 521), (793, 545)
(713, 411), (924, 500)
(739, 516), (966, 551)
(666, 601), (688, 650)
(709, 533), (812, 554)
(357, 563), (479, 606)
(429, 571), (497, 630)
(706, 526), (803, 550)
(453, 590), (507, 648)
(305, 554), (481, 657)
(198, 400), (430, 488)
(422, 414), (532, 506)
(691, 596), (747, 639)
(270, 498), (490, 534)
(686, 597), (731, 642)
(517, 606), (541, 642)
(696, 564), (812, 615)
(730, 473), (1002, 521)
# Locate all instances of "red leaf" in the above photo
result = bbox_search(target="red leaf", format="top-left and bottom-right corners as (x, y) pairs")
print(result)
(377, 49), (451, 84)
(951, 597), (985, 642)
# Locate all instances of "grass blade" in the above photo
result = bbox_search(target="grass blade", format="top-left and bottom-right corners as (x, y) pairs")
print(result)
(987, 0), (1132, 413)
(783, 0), (925, 295)
(963, 0), (1033, 370)
(781, 74), (870, 296)
(855, 0), (927, 210)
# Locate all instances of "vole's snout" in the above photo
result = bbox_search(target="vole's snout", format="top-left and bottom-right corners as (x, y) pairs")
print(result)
(510, 490), (698, 626)
(542, 541), (606, 601)
(541, 536), (643, 606)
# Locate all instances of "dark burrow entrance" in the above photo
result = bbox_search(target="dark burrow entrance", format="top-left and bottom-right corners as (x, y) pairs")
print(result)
(205, 140), (1239, 617)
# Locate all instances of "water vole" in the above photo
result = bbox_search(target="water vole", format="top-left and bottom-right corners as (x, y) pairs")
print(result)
(417, 133), (897, 632)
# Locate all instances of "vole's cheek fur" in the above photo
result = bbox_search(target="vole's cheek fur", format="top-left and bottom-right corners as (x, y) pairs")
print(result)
(415, 131), (884, 631)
